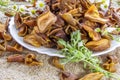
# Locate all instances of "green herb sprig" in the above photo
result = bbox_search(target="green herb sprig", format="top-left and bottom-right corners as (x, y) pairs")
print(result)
(58, 30), (120, 80)
(0, 0), (10, 6)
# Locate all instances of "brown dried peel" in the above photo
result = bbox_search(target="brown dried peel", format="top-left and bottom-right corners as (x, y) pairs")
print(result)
(85, 39), (110, 51)
(103, 55), (118, 72)
(51, 57), (65, 70)
(25, 53), (43, 66)
(79, 72), (104, 80)
(85, 5), (108, 24)
(60, 71), (78, 80)
(37, 11), (57, 33)
(7, 54), (24, 62)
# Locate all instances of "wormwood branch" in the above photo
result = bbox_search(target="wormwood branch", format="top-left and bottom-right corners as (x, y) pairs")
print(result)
(57, 30), (120, 80)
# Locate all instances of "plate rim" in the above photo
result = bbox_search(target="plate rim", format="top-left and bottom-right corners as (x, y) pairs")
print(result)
(9, 17), (120, 57)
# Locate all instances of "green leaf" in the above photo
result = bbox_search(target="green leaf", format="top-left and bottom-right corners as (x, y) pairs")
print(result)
(57, 30), (120, 80)
(0, 0), (10, 6)
(116, 28), (120, 32)
(95, 28), (101, 32)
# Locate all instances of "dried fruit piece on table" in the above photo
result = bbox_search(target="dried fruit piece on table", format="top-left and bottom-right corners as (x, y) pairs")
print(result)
(3, 32), (12, 41)
(85, 5), (108, 24)
(7, 54), (24, 62)
(25, 53), (43, 66)
(37, 11), (57, 33)
(103, 55), (118, 72)
(107, 55), (118, 64)
(51, 57), (65, 70)
(0, 22), (6, 33)
(85, 39), (110, 51)
(0, 21), (11, 51)
(0, 22), (12, 41)
(3, 18), (12, 41)
(60, 71), (78, 80)
(6, 43), (23, 52)
(0, 44), (6, 51)
(79, 72), (103, 80)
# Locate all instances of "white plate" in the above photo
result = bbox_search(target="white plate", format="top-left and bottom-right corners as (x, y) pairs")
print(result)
(8, 17), (64, 57)
(8, 17), (120, 57)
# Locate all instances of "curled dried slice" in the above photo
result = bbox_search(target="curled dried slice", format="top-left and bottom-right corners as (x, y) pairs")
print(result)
(48, 28), (62, 36)
(107, 8), (120, 27)
(88, 31), (101, 41)
(0, 22), (5, 33)
(68, 8), (80, 16)
(0, 39), (7, 51)
(82, 25), (101, 41)
(25, 53), (43, 66)
(85, 5), (108, 24)
(61, 13), (77, 26)
(23, 18), (36, 27)
(55, 30), (68, 41)
(60, 0), (77, 11)
(0, 44), (6, 51)
(14, 13), (22, 28)
(79, 72), (103, 80)
(51, 57), (64, 70)
(37, 11), (57, 33)
(55, 15), (65, 27)
(35, 33), (51, 47)
(82, 24), (93, 32)
(3, 32), (12, 41)
(0, 19), (11, 41)
(7, 54), (24, 62)
(79, 0), (92, 9)
(85, 39), (110, 51)
(103, 61), (116, 72)
(18, 24), (28, 37)
(83, 20), (98, 29)
(48, 28), (67, 41)
(60, 71), (78, 80)
(107, 55), (118, 64)
(6, 43), (23, 52)
(103, 55), (118, 72)
(23, 34), (41, 47)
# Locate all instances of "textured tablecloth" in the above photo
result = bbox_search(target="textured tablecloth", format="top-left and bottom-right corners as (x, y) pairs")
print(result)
(0, 0), (120, 80)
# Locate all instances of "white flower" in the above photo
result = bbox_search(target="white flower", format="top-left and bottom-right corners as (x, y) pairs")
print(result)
(36, 0), (46, 11)
(27, 7), (37, 17)
(12, 4), (18, 11)
(28, 7), (36, 14)
(18, 5), (27, 12)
